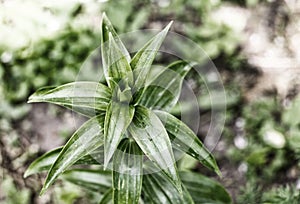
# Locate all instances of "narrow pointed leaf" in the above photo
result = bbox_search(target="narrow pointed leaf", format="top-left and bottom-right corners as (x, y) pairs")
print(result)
(155, 110), (221, 175)
(24, 147), (61, 178)
(113, 139), (143, 204)
(62, 169), (112, 193)
(131, 21), (172, 89)
(28, 82), (111, 117)
(104, 102), (135, 169)
(107, 33), (133, 88)
(24, 147), (105, 178)
(128, 106), (181, 192)
(137, 61), (192, 111)
(99, 189), (113, 204)
(40, 114), (105, 195)
(101, 13), (131, 85)
(142, 171), (194, 204)
(180, 171), (232, 204)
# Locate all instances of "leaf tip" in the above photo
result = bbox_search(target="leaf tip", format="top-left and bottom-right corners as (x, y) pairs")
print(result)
(27, 93), (40, 103)
(165, 21), (173, 30)
(211, 157), (222, 177)
(215, 167), (222, 178)
(101, 12), (109, 33)
(39, 187), (47, 196)
(27, 99), (35, 104)
(102, 12), (107, 20)
(23, 169), (33, 178)
(27, 94), (34, 103)
(23, 171), (29, 178)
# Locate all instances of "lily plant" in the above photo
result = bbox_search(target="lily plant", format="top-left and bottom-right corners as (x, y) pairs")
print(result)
(24, 14), (231, 204)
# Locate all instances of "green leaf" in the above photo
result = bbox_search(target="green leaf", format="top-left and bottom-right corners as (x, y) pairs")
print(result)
(28, 82), (111, 117)
(62, 169), (111, 193)
(129, 106), (181, 192)
(142, 170), (194, 204)
(107, 32), (133, 89)
(101, 13), (131, 86)
(154, 110), (220, 175)
(24, 147), (61, 178)
(24, 147), (104, 178)
(137, 61), (192, 111)
(130, 21), (172, 89)
(113, 139), (143, 204)
(104, 101), (135, 169)
(40, 115), (105, 195)
(99, 189), (113, 204)
(180, 171), (232, 204)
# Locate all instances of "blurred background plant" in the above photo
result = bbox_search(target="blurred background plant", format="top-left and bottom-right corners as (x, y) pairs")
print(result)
(1, 0), (300, 203)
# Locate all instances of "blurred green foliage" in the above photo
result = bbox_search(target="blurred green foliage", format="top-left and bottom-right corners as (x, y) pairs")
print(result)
(103, 0), (240, 58)
(224, 96), (300, 202)
(238, 182), (300, 203)
(0, 1), (99, 119)
(0, 176), (30, 204)
(1, 28), (98, 102)
(262, 185), (300, 204)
